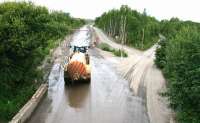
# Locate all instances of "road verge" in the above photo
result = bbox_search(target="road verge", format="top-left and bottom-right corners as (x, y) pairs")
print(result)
(9, 84), (48, 123)
(9, 34), (72, 123)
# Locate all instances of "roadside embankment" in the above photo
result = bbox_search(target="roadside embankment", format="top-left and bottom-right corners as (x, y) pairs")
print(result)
(9, 35), (72, 123)
(9, 84), (48, 123)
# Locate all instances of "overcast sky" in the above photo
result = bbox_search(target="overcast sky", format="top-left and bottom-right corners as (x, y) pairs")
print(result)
(1, 0), (200, 22)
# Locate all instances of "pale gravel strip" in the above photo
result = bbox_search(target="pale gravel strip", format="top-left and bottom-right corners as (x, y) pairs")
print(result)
(94, 27), (174, 123)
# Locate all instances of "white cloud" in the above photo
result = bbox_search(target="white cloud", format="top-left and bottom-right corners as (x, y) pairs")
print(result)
(0, 0), (200, 22)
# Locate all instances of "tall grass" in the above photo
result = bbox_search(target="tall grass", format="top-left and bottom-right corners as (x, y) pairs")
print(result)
(98, 43), (128, 57)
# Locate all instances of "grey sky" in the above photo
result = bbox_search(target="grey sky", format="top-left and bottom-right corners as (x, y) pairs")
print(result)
(1, 0), (200, 22)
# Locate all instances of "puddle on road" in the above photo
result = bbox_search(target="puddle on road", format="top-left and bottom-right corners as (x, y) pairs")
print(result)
(27, 56), (149, 123)
(66, 84), (90, 108)
(27, 26), (149, 123)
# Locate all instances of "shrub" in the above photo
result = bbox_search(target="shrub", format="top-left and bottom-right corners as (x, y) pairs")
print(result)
(98, 43), (112, 52)
(113, 49), (128, 57)
(0, 2), (84, 121)
(155, 39), (167, 69)
(156, 26), (200, 123)
(98, 43), (128, 57)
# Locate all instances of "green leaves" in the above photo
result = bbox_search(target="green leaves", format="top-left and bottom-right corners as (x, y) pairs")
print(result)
(95, 5), (159, 50)
(156, 25), (200, 123)
(96, 5), (200, 123)
(97, 43), (128, 57)
(0, 2), (84, 121)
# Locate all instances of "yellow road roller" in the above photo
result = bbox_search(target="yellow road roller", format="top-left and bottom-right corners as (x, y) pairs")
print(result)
(64, 46), (91, 84)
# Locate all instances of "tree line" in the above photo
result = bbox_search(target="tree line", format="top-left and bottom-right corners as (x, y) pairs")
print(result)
(95, 5), (200, 123)
(0, 2), (84, 121)
(95, 5), (160, 50)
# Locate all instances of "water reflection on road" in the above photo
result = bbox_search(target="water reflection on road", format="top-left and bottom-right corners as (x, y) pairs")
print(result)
(27, 54), (149, 123)
(27, 26), (149, 123)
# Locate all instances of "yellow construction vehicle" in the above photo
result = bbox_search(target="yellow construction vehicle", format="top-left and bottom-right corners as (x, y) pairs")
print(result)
(64, 46), (91, 84)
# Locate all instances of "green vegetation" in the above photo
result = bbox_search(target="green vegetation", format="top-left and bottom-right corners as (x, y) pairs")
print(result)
(155, 21), (200, 123)
(98, 43), (112, 52)
(155, 39), (167, 69)
(95, 5), (160, 50)
(113, 49), (128, 57)
(0, 2), (84, 121)
(96, 6), (200, 123)
(98, 43), (128, 57)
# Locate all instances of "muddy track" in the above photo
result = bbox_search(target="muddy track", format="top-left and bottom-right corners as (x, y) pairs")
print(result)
(94, 27), (173, 123)
(27, 26), (149, 123)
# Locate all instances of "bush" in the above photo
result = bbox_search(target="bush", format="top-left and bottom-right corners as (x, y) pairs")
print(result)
(113, 49), (128, 57)
(0, 2), (84, 121)
(155, 39), (167, 69)
(98, 43), (128, 57)
(98, 43), (112, 52)
(156, 26), (200, 123)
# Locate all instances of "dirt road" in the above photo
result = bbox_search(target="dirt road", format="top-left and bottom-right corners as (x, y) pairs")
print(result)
(27, 26), (150, 123)
(94, 27), (173, 123)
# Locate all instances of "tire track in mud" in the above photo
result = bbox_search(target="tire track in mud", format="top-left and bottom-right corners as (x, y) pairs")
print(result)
(94, 27), (173, 123)
(27, 26), (150, 123)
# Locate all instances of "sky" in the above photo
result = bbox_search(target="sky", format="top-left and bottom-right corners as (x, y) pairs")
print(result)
(1, 0), (200, 22)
